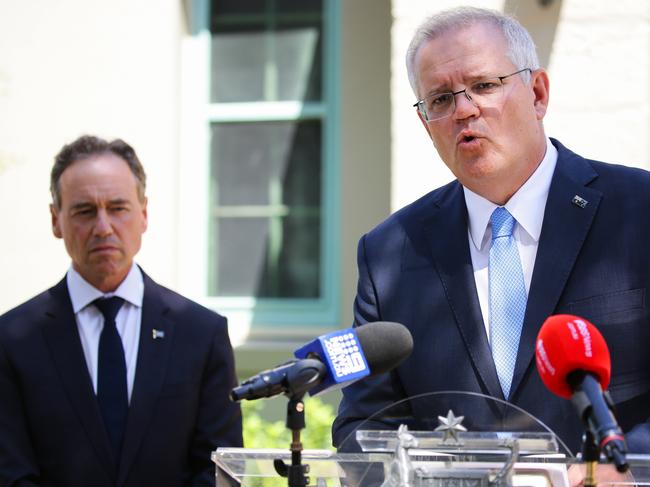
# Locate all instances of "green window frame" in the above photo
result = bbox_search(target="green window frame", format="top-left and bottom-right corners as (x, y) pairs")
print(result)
(189, 0), (340, 328)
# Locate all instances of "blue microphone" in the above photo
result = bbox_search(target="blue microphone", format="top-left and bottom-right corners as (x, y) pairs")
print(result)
(294, 328), (370, 395)
(230, 321), (413, 401)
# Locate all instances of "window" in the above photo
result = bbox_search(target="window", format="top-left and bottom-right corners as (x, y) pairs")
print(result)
(183, 0), (339, 328)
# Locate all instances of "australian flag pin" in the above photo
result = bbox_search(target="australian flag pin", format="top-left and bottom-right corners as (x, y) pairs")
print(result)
(152, 329), (165, 340)
(572, 195), (588, 208)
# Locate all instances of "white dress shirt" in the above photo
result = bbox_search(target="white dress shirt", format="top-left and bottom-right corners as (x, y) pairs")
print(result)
(66, 263), (144, 402)
(463, 137), (558, 343)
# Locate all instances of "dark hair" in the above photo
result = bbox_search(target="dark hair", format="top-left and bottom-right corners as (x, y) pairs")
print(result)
(50, 135), (147, 208)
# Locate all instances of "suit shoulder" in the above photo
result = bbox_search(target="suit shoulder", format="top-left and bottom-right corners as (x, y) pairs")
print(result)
(581, 158), (650, 208)
(0, 289), (54, 339)
(148, 281), (227, 329)
(364, 180), (459, 241)
(589, 159), (650, 186)
(554, 138), (650, 190)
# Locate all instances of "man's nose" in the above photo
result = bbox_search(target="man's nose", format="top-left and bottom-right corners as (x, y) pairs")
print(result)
(93, 209), (113, 236)
(452, 90), (479, 120)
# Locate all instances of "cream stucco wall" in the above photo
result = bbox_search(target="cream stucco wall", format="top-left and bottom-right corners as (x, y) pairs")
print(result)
(0, 0), (184, 313)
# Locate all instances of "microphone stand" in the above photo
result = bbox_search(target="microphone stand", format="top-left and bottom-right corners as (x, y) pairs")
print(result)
(273, 394), (310, 487)
(233, 358), (325, 486)
(581, 431), (599, 487)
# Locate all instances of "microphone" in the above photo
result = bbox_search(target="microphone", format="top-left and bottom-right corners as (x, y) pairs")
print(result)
(230, 321), (413, 401)
(535, 314), (628, 472)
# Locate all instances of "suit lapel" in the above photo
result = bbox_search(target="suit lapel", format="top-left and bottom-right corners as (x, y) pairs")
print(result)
(41, 278), (116, 479)
(421, 183), (504, 399)
(117, 276), (175, 486)
(510, 140), (602, 396)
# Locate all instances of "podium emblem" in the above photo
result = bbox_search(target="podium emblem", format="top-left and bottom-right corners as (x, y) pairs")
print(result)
(435, 410), (467, 444)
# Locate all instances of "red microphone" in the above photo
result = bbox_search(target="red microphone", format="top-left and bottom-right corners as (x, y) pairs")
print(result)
(536, 315), (628, 472)
(536, 314), (611, 399)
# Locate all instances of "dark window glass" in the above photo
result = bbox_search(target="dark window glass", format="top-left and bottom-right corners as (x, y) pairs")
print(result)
(210, 0), (323, 102)
(209, 120), (322, 298)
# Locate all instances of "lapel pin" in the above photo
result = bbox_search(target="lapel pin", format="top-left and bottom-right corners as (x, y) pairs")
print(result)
(152, 329), (165, 340)
(572, 195), (588, 208)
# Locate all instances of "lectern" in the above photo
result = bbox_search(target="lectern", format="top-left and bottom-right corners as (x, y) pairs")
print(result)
(214, 391), (650, 486)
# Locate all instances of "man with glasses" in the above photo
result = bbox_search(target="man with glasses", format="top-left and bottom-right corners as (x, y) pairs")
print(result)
(333, 6), (650, 485)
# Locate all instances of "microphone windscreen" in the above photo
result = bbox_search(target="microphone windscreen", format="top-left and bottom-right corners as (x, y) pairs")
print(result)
(356, 321), (413, 375)
(535, 314), (611, 399)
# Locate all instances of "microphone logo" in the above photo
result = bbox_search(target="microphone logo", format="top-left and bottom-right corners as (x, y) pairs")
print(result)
(566, 318), (593, 358)
(295, 328), (370, 395)
(323, 332), (367, 378)
(535, 339), (556, 377)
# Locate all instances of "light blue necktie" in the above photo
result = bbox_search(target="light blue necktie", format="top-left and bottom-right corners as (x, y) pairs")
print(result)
(489, 207), (527, 399)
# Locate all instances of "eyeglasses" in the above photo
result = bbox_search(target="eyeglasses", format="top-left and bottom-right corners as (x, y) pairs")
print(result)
(413, 68), (532, 122)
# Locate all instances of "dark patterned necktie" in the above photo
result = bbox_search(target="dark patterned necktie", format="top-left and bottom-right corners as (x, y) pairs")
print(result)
(93, 297), (128, 466)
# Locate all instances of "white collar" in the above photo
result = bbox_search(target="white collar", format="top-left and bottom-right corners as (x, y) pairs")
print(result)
(464, 137), (558, 251)
(66, 263), (144, 313)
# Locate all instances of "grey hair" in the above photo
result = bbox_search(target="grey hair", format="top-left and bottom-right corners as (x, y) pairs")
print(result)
(406, 7), (540, 97)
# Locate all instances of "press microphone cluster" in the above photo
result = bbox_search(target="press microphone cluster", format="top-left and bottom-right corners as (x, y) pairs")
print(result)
(230, 321), (413, 401)
(535, 314), (628, 472)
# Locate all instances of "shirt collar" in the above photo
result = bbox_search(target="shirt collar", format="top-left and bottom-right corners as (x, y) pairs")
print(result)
(464, 137), (558, 251)
(67, 263), (145, 313)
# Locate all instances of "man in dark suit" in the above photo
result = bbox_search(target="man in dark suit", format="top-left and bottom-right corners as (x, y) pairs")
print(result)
(332, 7), (650, 485)
(0, 135), (242, 486)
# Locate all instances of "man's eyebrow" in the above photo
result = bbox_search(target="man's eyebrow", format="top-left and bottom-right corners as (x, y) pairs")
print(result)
(69, 201), (96, 211)
(69, 198), (132, 210)
(423, 72), (494, 96)
(106, 198), (132, 206)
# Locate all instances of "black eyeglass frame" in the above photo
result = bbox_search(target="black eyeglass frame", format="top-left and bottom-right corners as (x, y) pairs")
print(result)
(413, 68), (533, 121)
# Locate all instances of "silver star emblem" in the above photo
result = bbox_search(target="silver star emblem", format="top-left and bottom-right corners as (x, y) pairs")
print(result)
(434, 410), (467, 444)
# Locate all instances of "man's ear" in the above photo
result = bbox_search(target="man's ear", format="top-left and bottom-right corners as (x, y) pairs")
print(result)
(531, 68), (550, 120)
(140, 197), (148, 233)
(50, 204), (62, 239)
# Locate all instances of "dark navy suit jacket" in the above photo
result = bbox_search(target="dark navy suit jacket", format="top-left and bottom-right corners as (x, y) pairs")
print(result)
(0, 270), (243, 486)
(333, 139), (650, 454)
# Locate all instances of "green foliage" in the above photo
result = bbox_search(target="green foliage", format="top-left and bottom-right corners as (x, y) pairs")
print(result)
(242, 396), (336, 450)
(239, 397), (337, 485)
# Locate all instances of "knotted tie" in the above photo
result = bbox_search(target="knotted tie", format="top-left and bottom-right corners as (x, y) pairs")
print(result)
(94, 296), (127, 465)
(489, 207), (527, 399)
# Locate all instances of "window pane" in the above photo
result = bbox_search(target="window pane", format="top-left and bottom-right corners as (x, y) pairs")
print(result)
(209, 120), (322, 298)
(213, 217), (269, 296)
(211, 121), (321, 206)
(212, 215), (320, 298)
(210, 0), (323, 102)
(210, 0), (322, 16)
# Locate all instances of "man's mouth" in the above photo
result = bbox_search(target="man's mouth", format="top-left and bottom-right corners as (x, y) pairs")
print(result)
(456, 131), (481, 146)
(91, 245), (118, 253)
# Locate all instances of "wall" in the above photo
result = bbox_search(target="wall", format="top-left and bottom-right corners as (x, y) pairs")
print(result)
(339, 0), (393, 331)
(0, 0), (183, 313)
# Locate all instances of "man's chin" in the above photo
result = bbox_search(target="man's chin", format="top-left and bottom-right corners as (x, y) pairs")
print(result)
(79, 261), (130, 291)
(457, 158), (502, 180)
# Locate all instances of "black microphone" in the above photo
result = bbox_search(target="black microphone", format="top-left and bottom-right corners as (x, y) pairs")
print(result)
(230, 359), (327, 402)
(567, 371), (628, 471)
(230, 321), (413, 402)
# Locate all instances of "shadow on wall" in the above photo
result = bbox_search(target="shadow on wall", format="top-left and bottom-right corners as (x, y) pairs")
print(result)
(504, 0), (563, 69)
